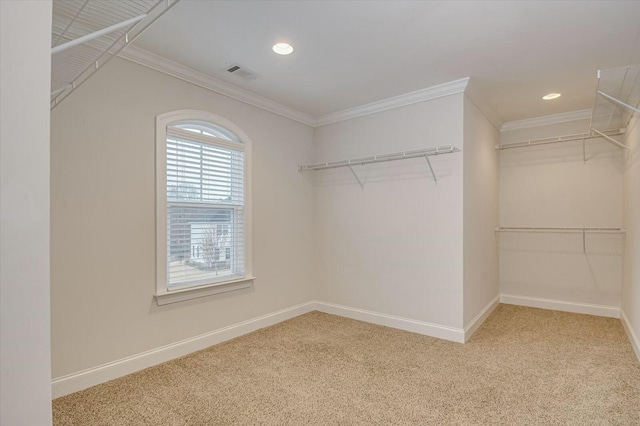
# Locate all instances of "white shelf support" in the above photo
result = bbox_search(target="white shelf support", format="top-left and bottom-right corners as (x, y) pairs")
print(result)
(589, 65), (640, 147)
(495, 227), (626, 254)
(347, 165), (364, 190)
(591, 128), (629, 151)
(597, 90), (640, 115)
(494, 129), (625, 151)
(495, 227), (627, 233)
(51, 0), (181, 109)
(51, 15), (147, 55)
(425, 156), (437, 185)
(298, 145), (461, 188)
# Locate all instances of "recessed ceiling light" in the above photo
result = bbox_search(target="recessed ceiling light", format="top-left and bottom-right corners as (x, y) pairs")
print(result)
(272, 42), (294, 55)
(542, 93), (562, 100)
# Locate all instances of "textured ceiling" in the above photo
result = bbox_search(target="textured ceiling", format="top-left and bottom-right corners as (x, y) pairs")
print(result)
(132, 0), (640, 123)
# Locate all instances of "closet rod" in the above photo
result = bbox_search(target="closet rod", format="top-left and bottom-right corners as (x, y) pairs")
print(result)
(495, 227), (626, 233)
(51, 0), (181, 109)
(494, 129), (625, 150)
(597, 90), (640, 115)
(51, 14), (147, 55)
(298, 145), (460, 171)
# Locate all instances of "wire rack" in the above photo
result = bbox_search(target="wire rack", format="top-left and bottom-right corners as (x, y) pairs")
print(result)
(298, 145), (461, 188)
(51, 0), (180, 108)
(589, 64), (640, 146)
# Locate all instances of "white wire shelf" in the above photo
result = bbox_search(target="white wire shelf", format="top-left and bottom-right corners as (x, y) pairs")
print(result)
(589, 64), (640, 149)
(298, 145), (461, 188)
(299, 145), (460, 171)
(496, 227), (626, 253)
(495, 227), (626, 233)
(51, 0), (181, 109)
(495, 129), (625, 150)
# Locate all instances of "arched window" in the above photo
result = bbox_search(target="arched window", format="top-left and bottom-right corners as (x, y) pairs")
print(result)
(155, 111), (253, 304)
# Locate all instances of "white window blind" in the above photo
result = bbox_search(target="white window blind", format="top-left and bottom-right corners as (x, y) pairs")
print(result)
(165, 124), (245, 289)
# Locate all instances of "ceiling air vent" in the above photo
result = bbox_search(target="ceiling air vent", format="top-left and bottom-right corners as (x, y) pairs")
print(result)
(225, 63), (260, 81)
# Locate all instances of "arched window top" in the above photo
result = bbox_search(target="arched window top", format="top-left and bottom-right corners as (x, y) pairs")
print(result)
(170, 120), (240, 143)
(155, 109), (253, 304)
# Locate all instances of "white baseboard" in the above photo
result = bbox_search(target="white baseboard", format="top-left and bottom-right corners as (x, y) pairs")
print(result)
(312, 301), (465, 343)
(51, 301), (316, 398)
(463, 295), (500, 342)
(65, 295), (615, 399)
(621, 310), (640, 363)
(500, 294), (620, 318)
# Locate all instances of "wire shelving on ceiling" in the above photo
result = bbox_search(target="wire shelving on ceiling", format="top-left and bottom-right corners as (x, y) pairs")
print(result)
(590, 64), (640, 149)
(50, 0), (181, 109)
(496, 64), (640, 159)
(298, 145), (461, 189)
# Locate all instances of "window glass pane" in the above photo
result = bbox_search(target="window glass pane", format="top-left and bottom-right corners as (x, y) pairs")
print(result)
(173, 121), (240, 142)
(165, 120), (245, 290)
(167, 206), (244, 288)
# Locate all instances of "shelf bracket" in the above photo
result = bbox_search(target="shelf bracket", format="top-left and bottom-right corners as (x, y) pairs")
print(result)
(590, 128), (629, 150)
(347, 165), (364, 190)
(597, 90), (640, 114)
(424, 156), (437, 185)
(51, 0), (181, 109)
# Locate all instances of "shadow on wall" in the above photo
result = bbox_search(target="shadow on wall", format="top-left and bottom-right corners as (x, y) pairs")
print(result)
(499, 232), (623, 305)
(499, 139), (625, 168)
(497, 232), (625, 255)
(310, 155), (459, 188)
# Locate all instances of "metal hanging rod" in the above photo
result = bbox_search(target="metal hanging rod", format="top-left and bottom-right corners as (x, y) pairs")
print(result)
(494, 129), (625, 150)
(298, 145), (460, 189)
(51, 14), (147, 55)
(51, 0), (181, 109)
(496, 226), (626, 253)
(590, 128), (629, 150)
(495, 227), (626, 233)
(299, 145), (460, 171)
(597, 90), (640, 115)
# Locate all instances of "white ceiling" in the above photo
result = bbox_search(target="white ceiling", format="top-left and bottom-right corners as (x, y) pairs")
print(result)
(132, 0), (640, 124)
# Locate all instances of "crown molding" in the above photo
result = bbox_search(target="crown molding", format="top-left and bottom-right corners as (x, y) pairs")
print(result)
(118, 45), (317, 127)
(119, 46), (478, 129)
(500, 109), (592, 132)
(464, 81), (503, 131)
(315, 77), (470, 127)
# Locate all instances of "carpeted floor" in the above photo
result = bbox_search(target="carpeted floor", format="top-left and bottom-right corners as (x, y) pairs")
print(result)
(53, 304), (640, 425)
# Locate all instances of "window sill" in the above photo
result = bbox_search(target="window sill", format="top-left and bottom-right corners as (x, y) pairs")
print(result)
(155, 276), (256, 306)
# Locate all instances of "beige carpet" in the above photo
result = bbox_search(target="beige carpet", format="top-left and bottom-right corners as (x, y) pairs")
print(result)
(53, 305), (640, 425)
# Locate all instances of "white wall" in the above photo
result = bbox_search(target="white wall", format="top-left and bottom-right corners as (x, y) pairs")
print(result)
(622, 113), (640, 359)
(0, 1), (53, 424)
(313, 94), (465, 329)
(50, 58), (316, 379)
(462, 95), (499, 327)
(499, 119), (624, 311)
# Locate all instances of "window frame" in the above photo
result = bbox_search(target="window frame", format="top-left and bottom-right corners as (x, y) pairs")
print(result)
(155, 110), (254, 305)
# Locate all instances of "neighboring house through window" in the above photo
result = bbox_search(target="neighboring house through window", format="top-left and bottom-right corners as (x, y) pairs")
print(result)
(155, 110), (253, 304)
